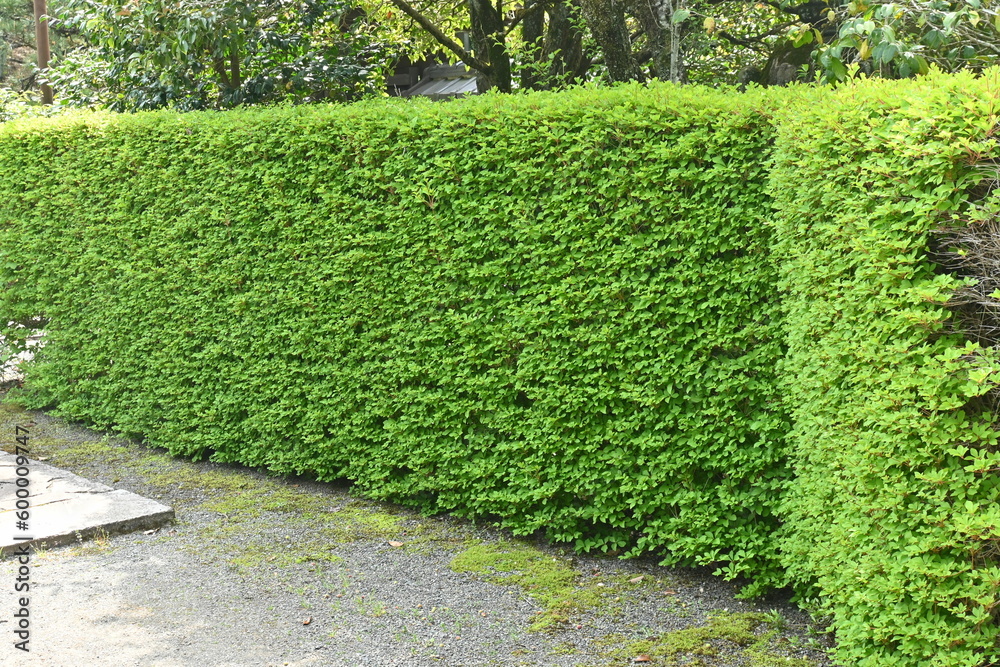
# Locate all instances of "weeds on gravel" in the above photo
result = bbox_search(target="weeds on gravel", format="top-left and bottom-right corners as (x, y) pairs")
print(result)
(194, 493), (452, 574)
(27, 529), (116, 562)
(45, 436), (129, 468)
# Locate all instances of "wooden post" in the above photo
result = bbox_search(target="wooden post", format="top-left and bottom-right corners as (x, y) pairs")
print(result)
(33, 0), (53, 105)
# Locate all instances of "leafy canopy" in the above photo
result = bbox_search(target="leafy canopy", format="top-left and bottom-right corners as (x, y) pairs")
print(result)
(46, 0), (389, 110)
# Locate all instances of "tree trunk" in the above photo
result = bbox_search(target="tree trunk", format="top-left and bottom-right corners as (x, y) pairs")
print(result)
(469, 0), (511, 92)
(520, 0), (545, 90)
(628, 0), (670, 80)
(668, 0), (682, 83)
(32, 0), (52, 104)
(580, 0), (643, 82)
(545, 2), (589, 86)
(230, 50), (241, 90)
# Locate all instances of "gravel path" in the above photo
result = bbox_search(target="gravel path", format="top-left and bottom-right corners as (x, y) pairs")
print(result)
(0, 398), (834, 667)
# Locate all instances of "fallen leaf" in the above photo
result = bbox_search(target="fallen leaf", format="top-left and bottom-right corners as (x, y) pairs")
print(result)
(388, 541), (404, 547)
(629, 575), (644, 584)
(633, 656), (652, 664)
(663, 589), (678, 595)
(302, 617), (312, 625)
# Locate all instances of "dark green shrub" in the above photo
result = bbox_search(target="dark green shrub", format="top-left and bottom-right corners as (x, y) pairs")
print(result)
(0, 85), (788, 592)
(770, 70), (1000, 666)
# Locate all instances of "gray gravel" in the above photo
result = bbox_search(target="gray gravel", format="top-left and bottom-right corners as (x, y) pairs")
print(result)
(0, 399), (835, 666)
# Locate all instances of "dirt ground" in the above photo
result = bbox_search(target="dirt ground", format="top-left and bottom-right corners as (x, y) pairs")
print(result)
(0, 398), (834, 667)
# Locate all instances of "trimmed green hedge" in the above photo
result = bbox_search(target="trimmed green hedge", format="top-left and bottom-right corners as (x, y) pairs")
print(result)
(2, 72), (999, 665)
(0, 86), (789, 591)
(771, 71), (1000, 666)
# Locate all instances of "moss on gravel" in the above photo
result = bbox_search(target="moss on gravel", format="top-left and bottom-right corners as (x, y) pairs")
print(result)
(0, 401), (437, 569)
(199, 481), (331, 517)
(225, 536), (345, 573)
(449, 541), (661, 632)
(0, 399), (831, 666)
(142, 464), (254, 493)
(584, 612), (818, 666)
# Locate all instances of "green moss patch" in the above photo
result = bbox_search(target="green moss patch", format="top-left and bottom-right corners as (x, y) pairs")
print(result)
(587, 612), (817, 666)
(191, 490), (459, 574)
(449, 541), (657, 631)
(198, 480), (331, 517)
(225, 536), (344, 573)
(137, 460), (251, 492)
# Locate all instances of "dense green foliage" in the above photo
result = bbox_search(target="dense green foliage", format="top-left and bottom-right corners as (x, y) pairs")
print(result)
(770, 70), (1000, 665)
(2, 72), (999, 664)
(815, 0), (1000, 82)
(6, 0), (999, 109)
(0, 85), (789, 591)
(0, 86), (53, 120)
(0, 0), (84, 90)
(46, 0), (387, 110)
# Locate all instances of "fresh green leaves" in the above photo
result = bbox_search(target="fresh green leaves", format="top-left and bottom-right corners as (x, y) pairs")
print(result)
(770, 70), (1000, 665)
(0, 85), (788, 596)
(2, 70), (1000, 666)
(813, 0), (1000, 83)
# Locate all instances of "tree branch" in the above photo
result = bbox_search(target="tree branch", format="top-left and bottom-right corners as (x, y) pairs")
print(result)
(387, 0), (493, 72)
(716, 22), (796, 48)
(230, 49), (241, 89)
(504, 0), (557, 37)
(212, 56), (232, 89)
(704, 0), (788, 14)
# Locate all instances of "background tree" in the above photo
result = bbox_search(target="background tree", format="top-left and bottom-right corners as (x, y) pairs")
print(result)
(45, 0), (390, 111)
(375, 0), (798, 88)
(0, 0), (33, 86)
(372, 0), (592, 92)
(6, 0), (999, 116)
(683, 0), (794, 85)
(379, 0), (1000, 90)
(813, 0), (1000, 81)
(1, 0), (81, 89)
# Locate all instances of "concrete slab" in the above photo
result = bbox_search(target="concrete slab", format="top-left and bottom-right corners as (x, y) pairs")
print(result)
(0, 452), (174, 555)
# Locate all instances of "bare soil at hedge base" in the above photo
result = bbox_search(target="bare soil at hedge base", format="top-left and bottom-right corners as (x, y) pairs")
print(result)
(0, 396), (833, 667)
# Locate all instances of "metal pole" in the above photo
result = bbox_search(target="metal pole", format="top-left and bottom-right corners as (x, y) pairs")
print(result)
(33, 0), (53, 105)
